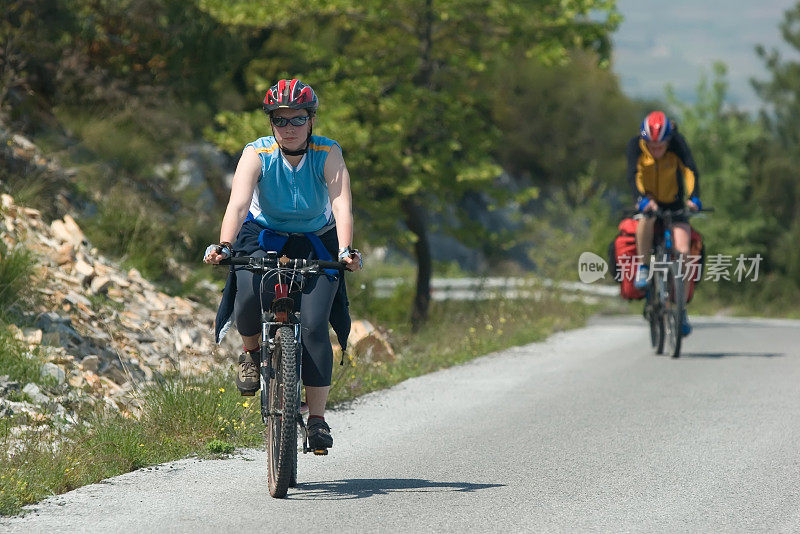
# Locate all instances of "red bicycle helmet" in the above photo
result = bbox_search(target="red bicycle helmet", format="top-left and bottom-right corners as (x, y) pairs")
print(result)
(263, 79), (319, 114)
(640, 111), (673, 142)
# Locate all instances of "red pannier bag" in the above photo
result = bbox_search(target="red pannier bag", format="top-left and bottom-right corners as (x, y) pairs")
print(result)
(608, 218), (705, 302)
(609, 218), (645, 300)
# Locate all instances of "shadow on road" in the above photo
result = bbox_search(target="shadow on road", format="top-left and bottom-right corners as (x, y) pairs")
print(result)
(680, 351), (784, 359)
(290, 478), (504, 500)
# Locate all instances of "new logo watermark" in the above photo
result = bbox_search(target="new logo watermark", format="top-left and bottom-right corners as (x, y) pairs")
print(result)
(578, 252), (608, 284)
(577, 252), (764, 283)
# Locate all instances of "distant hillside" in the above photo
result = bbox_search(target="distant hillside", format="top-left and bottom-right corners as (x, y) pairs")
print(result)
(612, 0), (797, 110)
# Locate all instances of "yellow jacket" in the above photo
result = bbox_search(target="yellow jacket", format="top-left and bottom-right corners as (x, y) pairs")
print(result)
(626, 133), (699, 205)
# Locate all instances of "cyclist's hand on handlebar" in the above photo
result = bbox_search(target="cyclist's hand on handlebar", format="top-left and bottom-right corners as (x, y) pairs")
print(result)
(338, 247), (363, 272)
(637, 197), (657, 213)
(687, 196), (701, 211)
(203, 243), (231, 264)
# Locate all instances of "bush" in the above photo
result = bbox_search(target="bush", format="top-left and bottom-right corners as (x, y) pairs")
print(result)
(0, 241), (34, 320)
(0, 328), (42, 385)
(206, 439), (235, 454)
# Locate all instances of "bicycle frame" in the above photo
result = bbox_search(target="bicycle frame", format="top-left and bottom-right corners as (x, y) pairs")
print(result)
(644, 209), (691, 358)
(221, 253), (344, 444)
(216, 252), (344, 497)
(259, 260), (303, 425)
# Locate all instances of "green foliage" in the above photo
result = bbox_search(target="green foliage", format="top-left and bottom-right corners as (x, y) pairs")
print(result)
(749, 3), (800, 296)
(0, 373), (261, 515)
(666, 61), (800, 310)
(668, 63), (775, 260)
(529, 171), (617, 281)
(1, 0), (244, 117)
(202, 0), (620, 321)
(206, 439), (235, 454)
(206, 1), (621, 233)
(0, 328), (42, 386)
(0, 0), (78, 118)
(82, 188), (174, 279)
(753, 3), (800, 149)
(492, 50), (640, 189)
(80, 175), (220, 284)
(0, 241), (34, 320)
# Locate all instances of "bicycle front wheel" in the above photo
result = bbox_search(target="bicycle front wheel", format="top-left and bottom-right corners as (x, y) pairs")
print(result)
(665, 264), (685, 358)
(267, 326), (299, 498)
(648, 277), (665, 355)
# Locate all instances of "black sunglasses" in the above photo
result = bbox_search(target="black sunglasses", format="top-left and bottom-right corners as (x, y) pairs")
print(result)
(270, 115), (311, 127)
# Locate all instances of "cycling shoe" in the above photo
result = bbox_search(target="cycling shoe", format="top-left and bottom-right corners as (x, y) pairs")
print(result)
(681, 310), (692, 337)
(307, 418), (333, 450)
(634, 265), (650, 289)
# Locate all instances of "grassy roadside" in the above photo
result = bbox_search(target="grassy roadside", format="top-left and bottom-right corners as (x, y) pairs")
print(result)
(1, 283), (594, 516)
(0, 375), (262, 515)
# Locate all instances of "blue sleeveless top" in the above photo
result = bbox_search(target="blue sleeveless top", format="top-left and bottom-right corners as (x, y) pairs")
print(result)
(244, 135), (340, 233)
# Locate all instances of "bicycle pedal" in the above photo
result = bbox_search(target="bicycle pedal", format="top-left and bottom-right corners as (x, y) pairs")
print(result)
(312, 448), (328, 456)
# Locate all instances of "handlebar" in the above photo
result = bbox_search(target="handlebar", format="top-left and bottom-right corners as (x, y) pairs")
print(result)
(218, 254), (345, 272)
(622, 207), (715, 218)
(643, 207), (715, 218)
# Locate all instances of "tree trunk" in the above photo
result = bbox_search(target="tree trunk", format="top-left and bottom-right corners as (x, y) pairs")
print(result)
(401, 197), (431, 330)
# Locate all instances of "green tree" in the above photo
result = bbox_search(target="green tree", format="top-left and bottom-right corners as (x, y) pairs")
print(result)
(751, 2), (800, 283)
(668, 63), (775, 290)
(202, 0), (620, 327)
(492, 49), (640, 191)
(753, 2), (800, 150)
(0, 0), (243, 123)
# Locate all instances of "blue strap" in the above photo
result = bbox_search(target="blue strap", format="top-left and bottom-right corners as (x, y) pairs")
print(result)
(246, 213), (338, 279)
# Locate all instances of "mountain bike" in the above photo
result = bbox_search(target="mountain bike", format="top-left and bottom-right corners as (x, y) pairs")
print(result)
(642, 208), (711, 358)
(221, 252), (343, 498)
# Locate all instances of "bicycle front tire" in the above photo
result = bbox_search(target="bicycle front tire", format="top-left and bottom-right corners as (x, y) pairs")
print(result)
(267, 326), (299, 498)
(665, 264), (684, 358)
(648, 276), (665, 355)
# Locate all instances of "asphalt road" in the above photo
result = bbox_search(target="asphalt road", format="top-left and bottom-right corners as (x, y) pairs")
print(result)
(3, 315), (800, 533)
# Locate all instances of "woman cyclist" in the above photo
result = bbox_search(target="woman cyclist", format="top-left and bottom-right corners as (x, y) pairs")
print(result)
(204, 79), (362, 451)
(627, 111), (701, 335)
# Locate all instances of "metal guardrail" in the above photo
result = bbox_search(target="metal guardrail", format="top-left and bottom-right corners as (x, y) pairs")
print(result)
(371, 277), (618, 302)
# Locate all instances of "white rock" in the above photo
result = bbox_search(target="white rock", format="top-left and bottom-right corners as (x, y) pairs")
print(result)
(74, 258), (95, 278)
(103, 397), (120, 414)
(81, 355), (100, 372)
(90, 276), (112, 295)
(22, 328), (43, 345)
(61, 214), (85, 244)
(22, 383), (50, 404)
(40, 362), (66, 385)
(12, 134), (36, 151)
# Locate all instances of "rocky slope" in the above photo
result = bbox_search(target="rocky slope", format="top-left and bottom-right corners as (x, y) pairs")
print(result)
(0, 191), (395, 432)
(1, 192), (238, 427)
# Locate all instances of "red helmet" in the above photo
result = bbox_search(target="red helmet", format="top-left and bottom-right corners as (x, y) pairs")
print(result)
(262, 79), (319, 114)
(640, 111), (673, 142)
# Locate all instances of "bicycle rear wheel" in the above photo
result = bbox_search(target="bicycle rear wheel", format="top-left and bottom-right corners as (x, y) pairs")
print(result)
(267, 326), (299, 498)
(665, 264), (685, 358)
